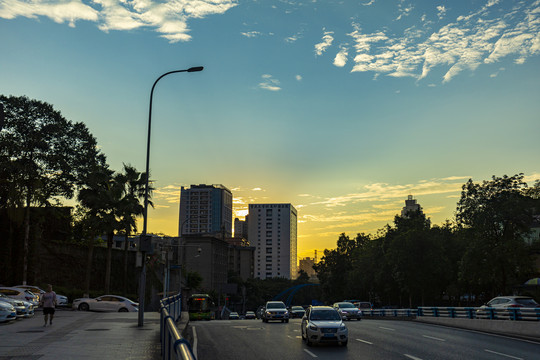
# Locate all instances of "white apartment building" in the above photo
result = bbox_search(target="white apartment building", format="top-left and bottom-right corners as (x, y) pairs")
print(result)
(247, 203), (297, 279)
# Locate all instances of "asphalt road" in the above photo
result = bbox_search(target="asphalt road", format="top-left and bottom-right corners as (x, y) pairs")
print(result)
(189, 318), (540, 360)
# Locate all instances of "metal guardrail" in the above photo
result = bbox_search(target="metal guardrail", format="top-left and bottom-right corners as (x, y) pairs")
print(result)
(363, 307), (540, 321)
(160, 294), (196, 360)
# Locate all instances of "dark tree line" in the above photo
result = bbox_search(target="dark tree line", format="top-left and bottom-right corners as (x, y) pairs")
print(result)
(314, 174), (540, 307)
(0, 95), (150, 296)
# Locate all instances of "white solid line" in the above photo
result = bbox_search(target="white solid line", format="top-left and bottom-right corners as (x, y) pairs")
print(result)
(422, 335), (446, 342)
(356, 339), (373, 344)
(379, 326), (395, 331)
(192, 326), (198, 359)
(304, 349), (318, 358)
(484, 349), (523, 360)
(404, 354), (423, 360)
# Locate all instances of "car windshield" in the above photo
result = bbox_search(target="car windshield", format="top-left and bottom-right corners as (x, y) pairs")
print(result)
(266, 302), (286, 309)
(311, 309), (341, 321)
(292, 306), (304, 311)
(338, 303), (355, 308)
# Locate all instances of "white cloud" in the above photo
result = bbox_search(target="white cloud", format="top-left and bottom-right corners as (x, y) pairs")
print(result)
(0, 0), (238, 43)
(258, 74), (281, 91)
(314, 30), (334, 56)
(295, 75), (302, 81)
(242, 31), (262, 38)
(333, 46), (349, 67)
(342, 1), (540, 83)
(436, 5), (447, 20)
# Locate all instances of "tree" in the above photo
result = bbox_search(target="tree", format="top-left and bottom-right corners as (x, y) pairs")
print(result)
(0, 95), (105, 284)
(115, 164), (149, 295)
(456, 174), (536, 297)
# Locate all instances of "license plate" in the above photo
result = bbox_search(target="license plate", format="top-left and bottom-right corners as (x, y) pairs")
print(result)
(324, 333), (336, 338)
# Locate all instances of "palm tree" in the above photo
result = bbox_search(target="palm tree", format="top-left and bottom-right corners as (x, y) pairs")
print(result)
(115, 164), (151, 295)
(77, 165), (119, 294)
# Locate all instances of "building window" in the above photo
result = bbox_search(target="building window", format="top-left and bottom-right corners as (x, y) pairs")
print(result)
(266, 231), (272, 237)
(266, 209), (272, 217)
(266, 256), (272, 262)
(266, 248), (272, 254)
(266, 264), (272, 270)
(266, 223), (272, 229)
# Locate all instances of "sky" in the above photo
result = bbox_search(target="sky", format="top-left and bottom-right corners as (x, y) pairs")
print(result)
(1, 0), (539, 261)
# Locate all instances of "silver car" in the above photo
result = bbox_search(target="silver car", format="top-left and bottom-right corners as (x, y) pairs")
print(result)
(301, 306), (348, 346)
(262, 301), (289, 323)
(333, 301), (362, 320)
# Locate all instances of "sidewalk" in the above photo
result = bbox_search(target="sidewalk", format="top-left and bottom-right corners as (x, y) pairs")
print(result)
(0, 309), (161, 359)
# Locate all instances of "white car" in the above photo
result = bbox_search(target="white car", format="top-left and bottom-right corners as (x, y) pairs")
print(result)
(72, 295), (138, 312)
(0, 287), (39, 306)
(0, 293), (33, 318)
(301, 306), (348, 346)
(56, 294), (69, 307)
(0, 302), (16, 323)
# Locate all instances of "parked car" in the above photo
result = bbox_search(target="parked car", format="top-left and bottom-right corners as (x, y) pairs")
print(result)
(56, 294), (69, 307)
(0, 302), (16, 323)
(301, 306), (348, 346)
(333, 302), (362, 320)
(355, 301), (373, 311)
(262, 301), (289, 323)
(72, 295), (138, 312)
(245, 311), (256, 319)
(0, 287), (39, 306)
(0, 293), (33, 318)
(14, 285), (44, 302)
(229, 312), (240, 320)
(290, 306), (306, 318)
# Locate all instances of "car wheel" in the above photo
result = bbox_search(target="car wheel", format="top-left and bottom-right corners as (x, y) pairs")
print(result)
(78, 303), (89, 311)
(285, 319), (289, 323)
(118, 308), (128, 312)
(341, 340), (348, 347)
(306, 338), (313, 347)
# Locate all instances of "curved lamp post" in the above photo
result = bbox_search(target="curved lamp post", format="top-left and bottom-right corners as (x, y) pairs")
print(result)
(138, 66), (204, 327)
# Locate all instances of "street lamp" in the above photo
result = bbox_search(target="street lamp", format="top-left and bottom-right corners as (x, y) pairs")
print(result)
(138, 66), (204, 327)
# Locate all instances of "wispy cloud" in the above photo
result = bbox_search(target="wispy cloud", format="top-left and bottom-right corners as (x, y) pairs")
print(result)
(436, 5), (447, 20)
(339, 1), (540, 83)
(258, 74), (281, 91)
(295, 74), (303, 81)
(0, 0), (238, 43)
(242, 31), (262, 38)
(314, 30), (334, 56)
(334, 46), (349, 67)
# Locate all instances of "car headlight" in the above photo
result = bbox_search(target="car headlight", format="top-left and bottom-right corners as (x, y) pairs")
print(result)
(339, 324), (347, 331)
(309, 324), (318, 331)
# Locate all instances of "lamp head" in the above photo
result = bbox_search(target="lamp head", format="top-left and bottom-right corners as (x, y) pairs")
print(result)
(188, 66), (204, 72)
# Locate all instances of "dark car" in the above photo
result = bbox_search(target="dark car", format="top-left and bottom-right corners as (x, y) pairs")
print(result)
(290, 306), (306, 318)
(262, 301), (289, 323)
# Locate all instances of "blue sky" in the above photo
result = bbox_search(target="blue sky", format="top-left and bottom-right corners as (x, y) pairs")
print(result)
(1, 0), (539, 259)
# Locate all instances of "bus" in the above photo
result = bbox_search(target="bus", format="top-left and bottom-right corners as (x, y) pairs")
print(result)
(187, 294), (214, 321)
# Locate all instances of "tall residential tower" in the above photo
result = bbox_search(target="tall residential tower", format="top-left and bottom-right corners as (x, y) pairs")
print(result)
(247, 203), (297, 279)
(178, 184), (233, 237)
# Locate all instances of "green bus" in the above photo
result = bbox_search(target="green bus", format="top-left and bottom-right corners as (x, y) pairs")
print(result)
(187, 294), (214, 321)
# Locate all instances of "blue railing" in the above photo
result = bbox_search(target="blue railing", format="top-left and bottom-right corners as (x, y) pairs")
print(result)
(159, 294), (196, 360)
(363, 307), (540, 321)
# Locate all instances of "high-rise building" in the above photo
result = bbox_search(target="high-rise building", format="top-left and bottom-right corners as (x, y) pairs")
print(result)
(247, 203), (297, 279)
(178, 184), (233, 237)
(401, 195), (423, 218)
(234, 218), (248, 239)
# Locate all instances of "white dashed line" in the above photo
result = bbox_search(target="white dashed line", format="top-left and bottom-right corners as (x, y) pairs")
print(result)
(379, 326), (395, 331)
(192, 326), (198, 359)
(484, 349), (523, 360)
(304, 349), (318, 358)
(404, 354), (423, 360)
(422, 335), (446, 342)
(356, 339), (373, 344)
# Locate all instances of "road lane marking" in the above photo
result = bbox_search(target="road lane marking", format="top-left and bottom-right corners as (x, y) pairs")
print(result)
(303, 349), (318, 358)
(484, 349), (523, 360)
(422, 335), (446, 342)
(379, 326), (395, 331)
(356, 339), (373, 344)
(404, 354), (423, 360)
(192, 326), (198, 359)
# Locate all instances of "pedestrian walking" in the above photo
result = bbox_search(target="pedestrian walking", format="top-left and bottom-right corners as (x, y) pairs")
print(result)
(40, 284), (57, 327)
